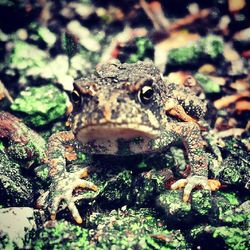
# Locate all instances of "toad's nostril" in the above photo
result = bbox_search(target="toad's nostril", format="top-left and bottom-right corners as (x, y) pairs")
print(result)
(117, 97), (123, 103)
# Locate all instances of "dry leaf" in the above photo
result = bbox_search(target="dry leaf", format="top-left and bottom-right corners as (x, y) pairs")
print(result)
(235, 100), (250, 113)
(209, 76), (227, 86)
(230, 78), (250, 91)
(167, 71), (190, 85)
(140, 0), (169, 32)
(214, 91), (250, 109)
(224, 43), (240, 61)
(169, 9), (210, 31)
(233, 27), (250, 42)
(198, 64), (216, 74)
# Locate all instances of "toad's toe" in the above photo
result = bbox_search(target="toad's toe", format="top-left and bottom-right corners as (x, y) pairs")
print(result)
(170, 179), (188, 190)
(208, 179), (221, 191)
(77, 179), (98, 191)
(170, 176), (220, 203)
(68, 201), (82, 224)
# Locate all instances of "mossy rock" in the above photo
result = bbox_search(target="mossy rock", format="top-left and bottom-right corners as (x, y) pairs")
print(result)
(167, 35), (224, 67)
(88, 208), (188, 249)
(0, 151), (34, 206)
(11, 84), (68, 126)
(32, 220), (90, 249)
(190, 224), (249, 250)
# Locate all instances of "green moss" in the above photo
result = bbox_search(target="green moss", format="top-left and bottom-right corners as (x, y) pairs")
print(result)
(34, 164), (49, 182)
(219, 137), (250, 187)
(170, 147), (187, 171)
(77, 152), (86, 161)
(134, 169), (165, 206)
(167, 35), (224, 67)
(222, 209), (249, 226)
(194, 73), (221, 93)
(137, 161), (148, 169)
(212, 192), (250, 228)
(192, 190), (212, 216)
(100, 170), (133, 205)
(190, 225), (249, 250)
(32, 221), (90, 249)
(168, 46), (201, 66)
(221, 162), (241, 184)
(0, 140), (4, 151)
(199, 35), (224, 59)
(11, 85), (68, 126)
(215, 192), (239, 217)
(0, 151), (34, 206)
(127, 37), (154, 63)
(157, 190), (191, 222)
(213, 227), (249, 250)
(222, 192), (240, 206)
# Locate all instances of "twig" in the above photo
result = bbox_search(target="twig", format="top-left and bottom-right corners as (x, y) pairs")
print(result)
(0, 80), (13, 103)
(169, 9), (210, 31)
(140, 0), (169, 33)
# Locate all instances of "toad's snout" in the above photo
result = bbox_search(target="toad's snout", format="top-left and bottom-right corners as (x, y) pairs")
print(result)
(70, 89), (161, 143)
(98, 92), (120, 122)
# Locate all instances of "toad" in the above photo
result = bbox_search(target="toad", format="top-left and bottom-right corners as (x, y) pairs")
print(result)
(0, 60), (221, 224)
(40, 60), (221, 223)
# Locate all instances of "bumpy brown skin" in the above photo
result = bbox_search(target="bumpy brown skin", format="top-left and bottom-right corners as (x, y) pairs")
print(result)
(39, 60), (220, 223)
(0, 111), (46, 166)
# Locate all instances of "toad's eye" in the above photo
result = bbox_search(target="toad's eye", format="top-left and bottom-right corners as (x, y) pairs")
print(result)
(138, 86), (154, 104)
(71, 90), (81, 105)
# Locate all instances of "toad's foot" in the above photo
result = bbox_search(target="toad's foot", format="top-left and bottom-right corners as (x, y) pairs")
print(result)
(208, 179), (221, 191)
(37, 167), (98, 224)
(171, 175), (221, 202)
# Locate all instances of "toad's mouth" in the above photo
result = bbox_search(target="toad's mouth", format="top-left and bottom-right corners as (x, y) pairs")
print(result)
(75, 123), (159, 143)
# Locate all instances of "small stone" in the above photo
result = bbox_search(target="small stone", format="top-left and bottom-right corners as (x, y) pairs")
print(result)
(37, 26), (57, 47)
(69, 2), (95, 19)
(16, 28), (28, 40)
(228, 0), (246, 13)
(67, 20), (101, 52)
(9, 41), (48, 71)
(0, 207), (43, 249)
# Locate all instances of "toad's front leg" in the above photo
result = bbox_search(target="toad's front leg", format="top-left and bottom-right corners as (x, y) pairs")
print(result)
(37, 131), (98, 224)
(167, 122), (221, 201)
